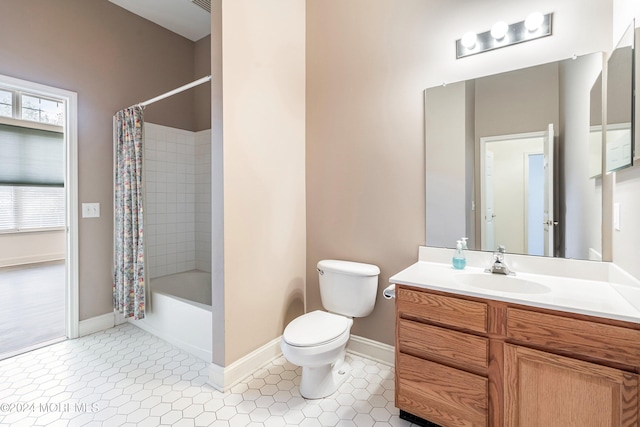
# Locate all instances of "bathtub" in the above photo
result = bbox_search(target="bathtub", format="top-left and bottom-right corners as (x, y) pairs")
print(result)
(133, 270), (212, 361)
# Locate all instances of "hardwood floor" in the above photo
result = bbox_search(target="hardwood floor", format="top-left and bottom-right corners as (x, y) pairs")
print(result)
(0, 261), (66, 359)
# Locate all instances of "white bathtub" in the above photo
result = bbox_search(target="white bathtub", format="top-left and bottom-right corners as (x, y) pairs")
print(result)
(133, 270), (212, 361)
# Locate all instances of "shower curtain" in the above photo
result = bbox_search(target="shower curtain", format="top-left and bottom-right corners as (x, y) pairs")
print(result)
(113, 106), (146, 320)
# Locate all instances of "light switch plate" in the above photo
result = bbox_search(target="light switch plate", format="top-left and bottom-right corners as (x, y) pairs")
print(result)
(613, 203), (620, 231)
(82, 203), (100, 218)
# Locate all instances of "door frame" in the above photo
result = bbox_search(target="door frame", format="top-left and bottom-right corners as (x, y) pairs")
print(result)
(0, 73), (79, 339)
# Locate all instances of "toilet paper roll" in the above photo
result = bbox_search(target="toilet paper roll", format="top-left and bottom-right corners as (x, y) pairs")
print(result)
(383, 284), (396, 299)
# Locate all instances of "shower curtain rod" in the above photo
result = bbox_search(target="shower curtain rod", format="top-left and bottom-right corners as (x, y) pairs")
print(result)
(132, 75), (212, 109)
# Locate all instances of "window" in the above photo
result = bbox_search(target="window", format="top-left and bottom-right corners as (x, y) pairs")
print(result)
(0, 90), (11, 118)
(21, 94), (64, 126)
(0, 86), (65, 233)
(0, 187), (65, 231)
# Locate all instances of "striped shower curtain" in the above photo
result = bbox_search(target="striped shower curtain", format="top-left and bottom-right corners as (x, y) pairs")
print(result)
(113, 106), (145, 319)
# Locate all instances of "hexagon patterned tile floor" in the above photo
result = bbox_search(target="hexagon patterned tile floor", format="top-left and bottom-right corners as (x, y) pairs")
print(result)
(0, 323), (417, 427)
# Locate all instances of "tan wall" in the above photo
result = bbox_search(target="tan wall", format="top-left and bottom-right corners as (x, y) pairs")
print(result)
(474, 63), (560, 139)
(0, 0), (198, 321)
(221, 0), (306, 365)
(0, 231), (65, 267)
(560, 54), (603, 260)
(306, 0), (611, 347)
(424, 82), (468, 248)
(195, 35), (212, 131)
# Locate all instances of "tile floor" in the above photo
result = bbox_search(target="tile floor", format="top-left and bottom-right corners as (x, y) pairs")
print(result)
(0, 324), (417, 427)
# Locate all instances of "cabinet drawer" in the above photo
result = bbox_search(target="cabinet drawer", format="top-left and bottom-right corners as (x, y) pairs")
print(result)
(398, 319), (488, 373)
(397, 352), (488, 427)
(507, 308), (640, 367)
(397, 287), (488, 334)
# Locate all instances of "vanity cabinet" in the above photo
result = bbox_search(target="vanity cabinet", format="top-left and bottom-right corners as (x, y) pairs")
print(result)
(396, 287), (491, 426)
(394, 284), (640, 427)
(504, 344), (638, 426)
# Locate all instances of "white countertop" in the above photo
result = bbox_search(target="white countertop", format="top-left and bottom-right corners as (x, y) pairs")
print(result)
(390, 261), (640, 324)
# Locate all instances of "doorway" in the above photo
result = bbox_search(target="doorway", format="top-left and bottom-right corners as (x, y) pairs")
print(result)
(0, 74), (78, 359)
(479, 125), (554, 256)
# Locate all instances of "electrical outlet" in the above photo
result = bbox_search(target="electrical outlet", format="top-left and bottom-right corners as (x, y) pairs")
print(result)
(82, 203), (100, 218)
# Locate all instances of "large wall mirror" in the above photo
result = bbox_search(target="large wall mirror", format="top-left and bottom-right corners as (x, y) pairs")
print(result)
(606, 20), (635, 172)
(425, 53), (604, 260)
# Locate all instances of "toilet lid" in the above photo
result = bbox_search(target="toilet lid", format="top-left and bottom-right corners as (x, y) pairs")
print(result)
(283, 311), (350, 347)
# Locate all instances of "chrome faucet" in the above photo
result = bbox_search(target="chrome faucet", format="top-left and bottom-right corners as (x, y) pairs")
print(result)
(485, 245), (515, 276)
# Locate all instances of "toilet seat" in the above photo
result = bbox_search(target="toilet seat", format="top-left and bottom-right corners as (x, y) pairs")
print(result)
(283, 310), (350, 347)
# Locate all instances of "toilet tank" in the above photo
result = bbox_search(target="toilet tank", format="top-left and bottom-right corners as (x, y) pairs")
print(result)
(317, 260), (380, 318)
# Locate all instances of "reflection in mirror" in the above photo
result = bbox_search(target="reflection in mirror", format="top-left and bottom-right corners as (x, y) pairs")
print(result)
(589, 73), (603, 178)
(606, 20), (635, 172)
(425, 53), (604, 260)
(635, 26), (640, 161)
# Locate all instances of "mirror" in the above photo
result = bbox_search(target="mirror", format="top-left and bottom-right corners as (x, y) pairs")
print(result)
(589, 72), (603, 178)
(606, 20), (635, 172)
(425, 53), (604, 260)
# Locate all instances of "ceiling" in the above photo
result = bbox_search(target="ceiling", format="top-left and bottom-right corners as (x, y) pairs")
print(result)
(108, 0), (211, 42)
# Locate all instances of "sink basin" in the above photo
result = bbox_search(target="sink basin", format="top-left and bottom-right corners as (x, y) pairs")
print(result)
(455, 273), (551, 294)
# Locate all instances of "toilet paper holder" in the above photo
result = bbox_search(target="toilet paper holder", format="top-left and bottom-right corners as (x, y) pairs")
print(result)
(383, 284), (396, 299)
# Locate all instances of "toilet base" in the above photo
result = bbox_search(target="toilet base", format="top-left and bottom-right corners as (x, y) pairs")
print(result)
(299, 359), (351, 399)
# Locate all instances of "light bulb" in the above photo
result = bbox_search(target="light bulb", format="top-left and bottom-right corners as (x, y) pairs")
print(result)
(461, 32), (477, 49)
(525, 12), (544, 32)
(491, 21), (508, 40)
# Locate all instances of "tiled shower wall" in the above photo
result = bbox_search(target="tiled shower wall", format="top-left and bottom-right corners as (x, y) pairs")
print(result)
(144, 123), (211, 279)
(195, 130), (212, 272)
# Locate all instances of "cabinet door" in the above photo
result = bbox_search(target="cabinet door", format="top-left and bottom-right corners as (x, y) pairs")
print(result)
(504, 344), (639, 427)
(397, 353), (488, 427)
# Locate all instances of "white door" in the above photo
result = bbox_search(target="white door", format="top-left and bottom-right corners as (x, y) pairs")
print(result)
(543, 123), (555, 256)
(483, 150), (495, 251)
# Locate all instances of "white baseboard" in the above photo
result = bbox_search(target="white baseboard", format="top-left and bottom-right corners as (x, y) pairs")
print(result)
(208, 336), (283, 392)
(0, 253), (65, 268)
(207, 334), (395, 392)
(132, 316), (212, 362)
(114, 311), (128, 326)
(78, 312), (115, 337)
(347, 335), (395, 366)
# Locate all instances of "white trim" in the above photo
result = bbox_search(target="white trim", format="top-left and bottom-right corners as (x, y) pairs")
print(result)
(0, 252), (65, 268)
(0, 74), (79, 340)
(207, 336), (283, 392)
(114, 310), (128, 326)
(588, 248), (603, 261)
(78, 312), (115, 337)
(0, 337), (67, 361)
(347, 335), (395, 366)
(0, 116), (63, 133)
(206, 334), (396, 392)
(130, 316), (212, 362)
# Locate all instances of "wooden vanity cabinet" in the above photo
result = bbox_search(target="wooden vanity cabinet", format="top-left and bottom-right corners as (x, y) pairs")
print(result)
(395, 286), (491, 427)
(394, 284), (640, 427)
(504, 344), (638, 427)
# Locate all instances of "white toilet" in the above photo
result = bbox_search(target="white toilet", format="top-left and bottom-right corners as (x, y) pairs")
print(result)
(281, 259), (380, 399)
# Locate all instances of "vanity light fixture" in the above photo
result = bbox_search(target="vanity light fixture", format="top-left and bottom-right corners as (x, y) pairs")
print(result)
(525, 12), (544, 32)
(461, 32), (478, 49)
(491, 21), (509, 40)
(456, 12), (552, 59)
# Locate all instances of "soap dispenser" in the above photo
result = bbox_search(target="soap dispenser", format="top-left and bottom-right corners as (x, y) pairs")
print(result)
(452, 240), (466, 270)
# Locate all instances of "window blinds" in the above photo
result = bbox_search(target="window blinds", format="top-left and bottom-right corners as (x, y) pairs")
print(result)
(0, 186), (65, 231)
(0, 123), (64, 187)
